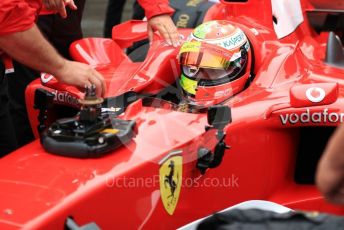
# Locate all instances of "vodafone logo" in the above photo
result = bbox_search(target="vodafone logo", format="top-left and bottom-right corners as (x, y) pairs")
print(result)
(306, 87), (326, 103)
(41, 73), (54, 83)
(52, 90), (79, 107)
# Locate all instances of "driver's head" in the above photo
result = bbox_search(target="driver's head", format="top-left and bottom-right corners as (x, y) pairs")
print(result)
(178, 20), (251, 106)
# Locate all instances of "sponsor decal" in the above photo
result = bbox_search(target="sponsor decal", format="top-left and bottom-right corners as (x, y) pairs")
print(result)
(101, 107), (122, 113)
(193, 21), (217, 39)
(214, 88), (232, 98)
(187, 0), (202, 7)
(3, 56), (14, 74)
(5, 68), (14, 74)
(101, 129), (119, 134)
(280, 108), (344, 125)
(159, 151), (183, 215)
(176, 14), (190, 28)
(52, 90), (79, 107)
(41, 73), (54, 83)
(219, 30), (245, 49)
(305, 87), (326, 103)
(192, 30), (247, 51)
(179, 41), (201, 54)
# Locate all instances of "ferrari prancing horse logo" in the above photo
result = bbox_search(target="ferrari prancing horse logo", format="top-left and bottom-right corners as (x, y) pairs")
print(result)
(159, 154), (182, 215)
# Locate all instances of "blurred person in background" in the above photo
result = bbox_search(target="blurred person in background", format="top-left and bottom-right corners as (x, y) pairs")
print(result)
(104, 0), (179, 46)
(104, 0), (126, 38)
(317, 124), (344, 205)
(132, 1), (145, 20)
(104, 0), (145, 38)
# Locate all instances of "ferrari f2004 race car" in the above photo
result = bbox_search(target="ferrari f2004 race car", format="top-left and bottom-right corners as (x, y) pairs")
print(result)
(1, 0), (344, 229)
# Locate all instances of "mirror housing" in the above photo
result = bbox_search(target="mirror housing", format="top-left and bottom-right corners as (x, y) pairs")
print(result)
(112, 20), (148, 49)
(207, 105), (232, 130)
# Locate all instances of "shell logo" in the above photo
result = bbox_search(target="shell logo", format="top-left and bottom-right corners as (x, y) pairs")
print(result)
(305, 87), (326, 103)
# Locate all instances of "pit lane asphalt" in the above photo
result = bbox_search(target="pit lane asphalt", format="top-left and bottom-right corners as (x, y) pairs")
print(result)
(82, 0), (135, 37)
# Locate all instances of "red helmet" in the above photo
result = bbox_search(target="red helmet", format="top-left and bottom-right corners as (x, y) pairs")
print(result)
(178, 20), (251, 106)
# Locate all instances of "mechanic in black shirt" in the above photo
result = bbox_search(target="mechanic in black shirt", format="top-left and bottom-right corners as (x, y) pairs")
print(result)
(7, 0), (87, 148)
(3, 0), (179, 155)
(6, 0), (85, 147)
(0, 0), (106, 156)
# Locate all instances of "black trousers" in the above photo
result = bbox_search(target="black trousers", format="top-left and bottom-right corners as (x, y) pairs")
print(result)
(103, 0), (144, 38)
(0, 62), (18, 156)
(6, 0), (86, 151)
(104, 0), (126, 38)
(37, 0), (86, 59)
(132, 0), (145, 20)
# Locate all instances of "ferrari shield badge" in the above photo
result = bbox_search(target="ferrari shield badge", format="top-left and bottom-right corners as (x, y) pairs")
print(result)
(159, 151), (183, 215)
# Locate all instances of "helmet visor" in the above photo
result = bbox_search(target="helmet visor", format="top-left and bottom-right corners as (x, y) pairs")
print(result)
(178, 41), (248, 82)
(179, 41), (238, 70)
(182, 65), (237, 81)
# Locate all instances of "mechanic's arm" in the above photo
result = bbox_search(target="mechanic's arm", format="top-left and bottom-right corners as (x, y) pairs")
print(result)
(137, 0), (180, 47)
(316, 124), (344, 204)
(0, 25), (105, 97)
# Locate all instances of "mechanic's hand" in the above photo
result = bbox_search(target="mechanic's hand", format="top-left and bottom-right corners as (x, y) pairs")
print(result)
(147, 14), (180, 47)
(316, 124), (344, 205)
(55, 60), (106, 98)
(43, 0), (77, 18)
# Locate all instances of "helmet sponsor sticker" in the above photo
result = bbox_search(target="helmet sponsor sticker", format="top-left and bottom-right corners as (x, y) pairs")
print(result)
(193, 21), (217, 39)
(214, 88), (233, 98)
(159, 151), (183, 215)
(219, 30), (246, 50)
(191, 27), (248, 51)
(179, 41), (201, 54)
(306, 87), (326, 103)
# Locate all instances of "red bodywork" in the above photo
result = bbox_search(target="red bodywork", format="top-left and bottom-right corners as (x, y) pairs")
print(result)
(1, 0), (344, 229)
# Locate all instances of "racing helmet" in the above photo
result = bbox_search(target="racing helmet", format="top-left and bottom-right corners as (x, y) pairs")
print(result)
(178, 20), (251, 106)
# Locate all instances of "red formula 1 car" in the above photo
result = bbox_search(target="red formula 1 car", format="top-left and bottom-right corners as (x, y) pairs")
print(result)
(1, 0), (344, 229)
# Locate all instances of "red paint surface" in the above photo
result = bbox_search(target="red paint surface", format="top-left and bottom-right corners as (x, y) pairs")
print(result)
(3, 0), (344, 229)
